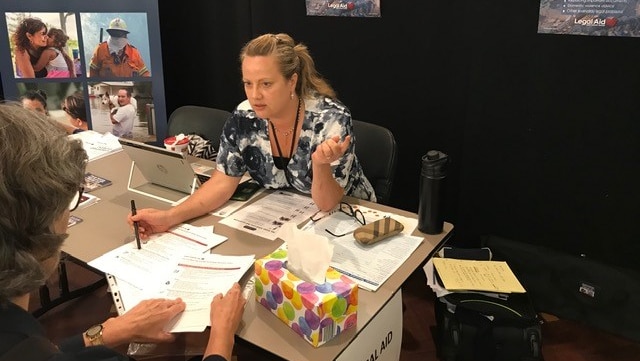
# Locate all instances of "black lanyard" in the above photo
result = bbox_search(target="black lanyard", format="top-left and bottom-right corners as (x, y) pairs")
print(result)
(270, 98), (301, 185)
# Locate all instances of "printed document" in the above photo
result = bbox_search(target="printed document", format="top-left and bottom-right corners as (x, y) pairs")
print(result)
(218, 190), (317, 240)
(328, 233), (423, 291)
(69, 130), (122, 162)
(89, 223), (227, 289)
(432, 258), (526, 293)
(108, 253), (255, 332)
(300, 205), (422, 291)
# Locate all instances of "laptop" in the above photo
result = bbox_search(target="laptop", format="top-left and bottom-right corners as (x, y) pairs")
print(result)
(118, 138), (215, 203)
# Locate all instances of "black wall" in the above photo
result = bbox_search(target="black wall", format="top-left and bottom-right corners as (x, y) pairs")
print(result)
(159, 1), (639, 271)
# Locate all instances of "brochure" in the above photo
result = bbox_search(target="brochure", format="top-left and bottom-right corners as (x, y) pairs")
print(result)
(83, 172), (112, 192)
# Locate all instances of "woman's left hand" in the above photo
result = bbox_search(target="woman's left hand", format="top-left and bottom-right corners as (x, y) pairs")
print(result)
(100, 298), (186, 346)
(312, 135), (351, 165)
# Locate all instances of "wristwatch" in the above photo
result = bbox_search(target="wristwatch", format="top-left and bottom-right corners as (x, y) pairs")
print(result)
(85, 324), (105, 346)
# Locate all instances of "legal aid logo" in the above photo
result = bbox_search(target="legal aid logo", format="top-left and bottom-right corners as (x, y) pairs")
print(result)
(574, 16), (618, 28)
(327, 2), (356, 10)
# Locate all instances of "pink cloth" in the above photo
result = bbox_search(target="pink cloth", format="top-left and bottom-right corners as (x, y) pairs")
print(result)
(46, 69), (71, 78)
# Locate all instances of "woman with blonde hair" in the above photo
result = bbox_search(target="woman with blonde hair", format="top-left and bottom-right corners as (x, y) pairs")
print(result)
(130, 33), (375, 239)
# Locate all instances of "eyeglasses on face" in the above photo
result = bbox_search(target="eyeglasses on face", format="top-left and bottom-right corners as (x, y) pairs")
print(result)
(69, 187), (84, 211)
(325, 202), (366, 238)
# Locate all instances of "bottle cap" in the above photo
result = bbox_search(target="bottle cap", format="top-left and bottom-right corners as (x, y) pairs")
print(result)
(421, 150), (448, 178)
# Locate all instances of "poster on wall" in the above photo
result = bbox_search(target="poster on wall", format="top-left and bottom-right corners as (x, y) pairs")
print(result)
(538, 0), (640, 37)
(306, 0), (381, 17)
(0, 0), (167, 144)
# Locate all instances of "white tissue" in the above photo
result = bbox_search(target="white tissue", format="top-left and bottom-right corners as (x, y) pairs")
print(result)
(278, 222), (333, 284)
(174, 133), (186, 145)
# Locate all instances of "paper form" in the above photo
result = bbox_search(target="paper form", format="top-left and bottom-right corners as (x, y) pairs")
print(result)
(299, 204), (422, 291)
(432, 258), (526, 293)
(106, 254), (254, 333)
(157, 253), (255, 332)
(89, 223), (227, 289)
(327, 234), (423, 291)
(218, 190), (317, 240)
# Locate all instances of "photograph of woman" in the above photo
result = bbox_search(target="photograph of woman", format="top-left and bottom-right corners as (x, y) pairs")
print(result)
(11, 17), (48, 78)
(7, 13), (81, 79)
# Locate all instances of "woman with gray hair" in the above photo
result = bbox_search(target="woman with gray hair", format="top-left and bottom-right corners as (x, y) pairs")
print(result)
(0, 104), (243, 361)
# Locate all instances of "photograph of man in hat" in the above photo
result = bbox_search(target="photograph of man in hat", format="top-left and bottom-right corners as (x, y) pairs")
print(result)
(88, 16), (150, 77)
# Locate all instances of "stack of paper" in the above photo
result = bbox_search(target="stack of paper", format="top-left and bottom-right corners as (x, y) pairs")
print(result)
(89, 223), (255, 332)
(425, 257), (526, 298)
(69, 130), (122, 162)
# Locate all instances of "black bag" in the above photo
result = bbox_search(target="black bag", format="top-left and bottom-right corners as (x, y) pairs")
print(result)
(435, 292), (542, 361)
(484, 234), (640, 342)
(433, 247), (542, 361)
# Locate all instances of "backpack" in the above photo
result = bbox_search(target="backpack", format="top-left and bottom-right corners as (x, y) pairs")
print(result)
(432, 247), (543, 361)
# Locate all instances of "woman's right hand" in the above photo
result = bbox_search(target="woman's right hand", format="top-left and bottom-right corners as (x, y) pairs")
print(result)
(127, 208), (174, 239)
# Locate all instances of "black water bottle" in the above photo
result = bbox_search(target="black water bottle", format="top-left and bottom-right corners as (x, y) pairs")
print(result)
(418, 150), (448, 234)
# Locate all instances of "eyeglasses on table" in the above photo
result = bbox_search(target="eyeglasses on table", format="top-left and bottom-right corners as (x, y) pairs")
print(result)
(323, 202), (366, 238)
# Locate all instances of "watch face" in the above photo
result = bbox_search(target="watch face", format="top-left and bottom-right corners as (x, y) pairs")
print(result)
(87, 324), (103, 337)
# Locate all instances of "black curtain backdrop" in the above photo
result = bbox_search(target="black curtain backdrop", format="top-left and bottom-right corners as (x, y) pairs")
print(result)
(158, 0), (640, 271)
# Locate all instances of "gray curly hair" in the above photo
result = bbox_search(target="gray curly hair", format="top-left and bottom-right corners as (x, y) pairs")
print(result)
(0, 103), (87, 301)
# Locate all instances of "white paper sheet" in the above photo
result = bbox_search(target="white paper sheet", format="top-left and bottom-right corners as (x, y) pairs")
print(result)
(107, 253), (255, 333)
(218, 190), (317, 240)
(69, 130), (122, 162)
(159, 253), (255, 332)
(88, 224), (227, 288)
(301, 205), (423, 291)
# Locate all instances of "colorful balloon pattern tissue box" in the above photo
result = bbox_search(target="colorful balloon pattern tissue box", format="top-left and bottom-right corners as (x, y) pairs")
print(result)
(254, 248), (358, 347)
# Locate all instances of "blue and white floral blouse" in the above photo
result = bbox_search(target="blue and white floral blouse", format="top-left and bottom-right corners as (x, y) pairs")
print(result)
(216, 94), (376, 202)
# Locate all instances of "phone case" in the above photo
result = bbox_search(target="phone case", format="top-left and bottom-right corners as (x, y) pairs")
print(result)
(230, 181), (261, 201)
(353, 217), (404, 245)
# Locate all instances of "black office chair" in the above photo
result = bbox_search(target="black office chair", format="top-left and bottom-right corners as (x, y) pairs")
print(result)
(352, 119), (398, 205)
(167, 105), (231, 150)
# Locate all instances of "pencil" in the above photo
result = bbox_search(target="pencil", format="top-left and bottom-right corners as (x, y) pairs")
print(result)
(131, 199), (141, 250)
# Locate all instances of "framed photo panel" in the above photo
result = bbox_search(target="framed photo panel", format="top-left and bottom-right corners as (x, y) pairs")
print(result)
(0, 0), (167, 144)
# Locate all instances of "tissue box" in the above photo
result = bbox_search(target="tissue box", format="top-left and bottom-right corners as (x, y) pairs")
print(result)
(254, 248), (358, 347)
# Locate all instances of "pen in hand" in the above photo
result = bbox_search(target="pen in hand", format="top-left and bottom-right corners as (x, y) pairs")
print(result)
(131, 199), (141, 250)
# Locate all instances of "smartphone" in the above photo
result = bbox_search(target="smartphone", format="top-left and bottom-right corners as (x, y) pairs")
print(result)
(230, 181), (261, 201)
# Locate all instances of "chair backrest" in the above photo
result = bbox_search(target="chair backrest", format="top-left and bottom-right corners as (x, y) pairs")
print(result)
(167, 105), (231, 150)
(352, 119), (398, 205)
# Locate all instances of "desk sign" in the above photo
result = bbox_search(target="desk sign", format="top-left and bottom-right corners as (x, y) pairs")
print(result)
(336, 290), (402, 361)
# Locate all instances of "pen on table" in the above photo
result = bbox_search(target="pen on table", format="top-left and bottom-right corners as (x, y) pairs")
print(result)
(131, 200), (141, 250)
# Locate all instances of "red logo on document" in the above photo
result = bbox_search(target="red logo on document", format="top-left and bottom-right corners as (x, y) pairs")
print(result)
(605, 17), (618, 27)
